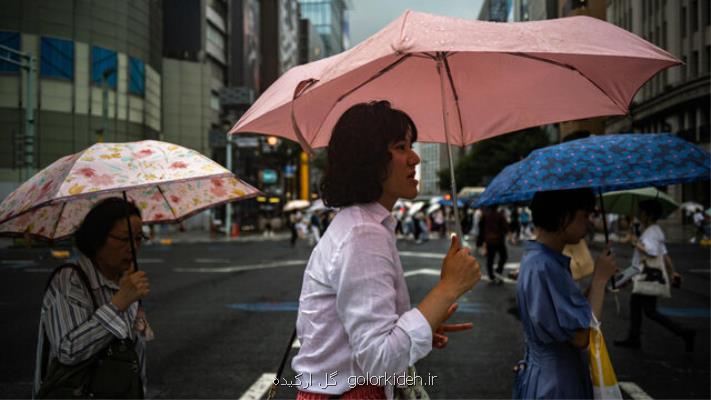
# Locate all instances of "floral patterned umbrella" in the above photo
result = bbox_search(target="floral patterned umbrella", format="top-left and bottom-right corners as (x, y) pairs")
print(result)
(0, 140), (260, 241)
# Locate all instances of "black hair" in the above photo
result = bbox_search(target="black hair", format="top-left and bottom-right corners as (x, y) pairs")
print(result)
(75, 197), (142, 258)
(530, 188), (595, 233)
(321, 101), (418, 208)
(639, 199), (663, 221)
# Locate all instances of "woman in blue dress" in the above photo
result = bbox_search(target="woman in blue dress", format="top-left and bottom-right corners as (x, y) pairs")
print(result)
(513, 188), (618, 399)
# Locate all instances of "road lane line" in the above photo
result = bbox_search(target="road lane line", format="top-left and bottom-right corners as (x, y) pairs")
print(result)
(404, 268), (440, 277)
(403, 267), (516, 284)
(137, 258), (164, 264)
(195, 258), (231, 263)
(619, 381), (653, 399)
(24, 268), (53, 273)
(399, 251), (446, 259)
(239, 372), (276, 400)
(175, 259), (307, 273)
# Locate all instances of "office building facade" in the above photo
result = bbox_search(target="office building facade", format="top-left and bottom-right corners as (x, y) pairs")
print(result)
(0, 0), (162, 197)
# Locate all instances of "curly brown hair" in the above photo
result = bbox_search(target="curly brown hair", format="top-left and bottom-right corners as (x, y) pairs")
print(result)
(321, 101), (418, 208)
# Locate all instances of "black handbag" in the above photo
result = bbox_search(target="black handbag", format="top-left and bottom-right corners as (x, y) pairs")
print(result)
(36, 263), (143, 399)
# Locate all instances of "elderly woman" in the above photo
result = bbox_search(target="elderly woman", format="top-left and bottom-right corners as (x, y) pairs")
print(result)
(292, 101), (481, 399)
(34, 197), (151, 399)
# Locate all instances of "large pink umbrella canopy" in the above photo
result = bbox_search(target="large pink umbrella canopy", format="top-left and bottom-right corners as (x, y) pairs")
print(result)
(0, 140), (260, 241)
(229, 10), (680, 240)
(230, 11), (680, 150)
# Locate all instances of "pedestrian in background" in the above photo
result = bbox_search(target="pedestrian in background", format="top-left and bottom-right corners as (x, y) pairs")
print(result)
(476, 206), (509, 284)
(292, 101), (481, 399)
(34, 198), (152, 398)
(513, 188), (617, 399)
(508, 206), (520, 245)
(615, 199), (695, 352)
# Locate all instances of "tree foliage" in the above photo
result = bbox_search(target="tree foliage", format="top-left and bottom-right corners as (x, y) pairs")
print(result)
(439, 127), (552, 190)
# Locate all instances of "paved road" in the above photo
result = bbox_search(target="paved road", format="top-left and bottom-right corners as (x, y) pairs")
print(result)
(0, 235), (708, 398)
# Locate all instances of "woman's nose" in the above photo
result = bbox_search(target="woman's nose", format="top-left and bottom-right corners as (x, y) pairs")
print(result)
(409, 150), (421, 165)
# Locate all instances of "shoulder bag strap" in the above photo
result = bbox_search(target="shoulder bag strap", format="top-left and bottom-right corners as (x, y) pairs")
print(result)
(267, 327), (297, 400)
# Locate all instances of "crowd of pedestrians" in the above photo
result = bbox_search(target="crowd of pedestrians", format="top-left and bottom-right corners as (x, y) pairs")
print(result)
(31, 100), (703, 400)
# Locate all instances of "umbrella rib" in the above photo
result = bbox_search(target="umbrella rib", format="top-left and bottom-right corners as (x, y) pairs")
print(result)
(310, 54), (413, 148)
(336, 54), (412, 102)
(509, 52), (628, 113)
(156, 185), (179, 220)
(50, 201), (67, 240)
(443, 54), (466, 146)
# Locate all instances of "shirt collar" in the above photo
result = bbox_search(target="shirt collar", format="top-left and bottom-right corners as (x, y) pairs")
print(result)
(77, 252), (121, 290)
(524, 240), (571, 267)
(358, 202), (397, 232)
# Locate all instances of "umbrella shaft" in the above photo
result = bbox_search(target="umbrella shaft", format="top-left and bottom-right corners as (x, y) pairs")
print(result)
(437, 56), (464, 244)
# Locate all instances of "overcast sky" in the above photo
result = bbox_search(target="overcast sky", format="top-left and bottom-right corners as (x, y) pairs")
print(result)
(346, 0), (485, 46)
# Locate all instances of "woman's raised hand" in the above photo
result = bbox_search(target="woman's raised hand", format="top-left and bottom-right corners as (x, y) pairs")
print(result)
(440, 234), (481, 297)
(112, 264), (151, 311)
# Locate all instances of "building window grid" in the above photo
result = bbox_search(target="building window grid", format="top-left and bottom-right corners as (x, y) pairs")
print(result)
(0, 31), (21, 73)
(691, 0), (699, 32)
(681, 6), (687, 38)
(40, 37), (74, 81)
(91, 46), (117, 89)
(691, 51), (699, 78)
(128, 57), (145, 96)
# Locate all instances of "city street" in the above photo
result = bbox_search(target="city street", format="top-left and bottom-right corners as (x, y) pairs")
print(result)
(1, 233), (708, 399)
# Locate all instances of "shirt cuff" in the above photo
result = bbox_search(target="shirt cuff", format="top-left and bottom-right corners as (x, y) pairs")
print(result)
(95, 303), (130, 339)
(397, 308), (433, 365)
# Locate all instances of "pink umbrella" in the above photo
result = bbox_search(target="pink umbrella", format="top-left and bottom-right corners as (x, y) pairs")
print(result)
(229, 10), (680, 238)
(0, 140), (260, 241)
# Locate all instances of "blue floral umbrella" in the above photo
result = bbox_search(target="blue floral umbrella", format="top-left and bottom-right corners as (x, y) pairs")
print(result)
(475, 134), (711, 208)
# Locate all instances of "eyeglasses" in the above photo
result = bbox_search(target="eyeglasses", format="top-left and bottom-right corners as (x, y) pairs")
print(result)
(108, 233), (148, 246)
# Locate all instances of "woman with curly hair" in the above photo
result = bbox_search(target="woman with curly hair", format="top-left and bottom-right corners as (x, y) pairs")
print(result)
(292, 101), (481, 399)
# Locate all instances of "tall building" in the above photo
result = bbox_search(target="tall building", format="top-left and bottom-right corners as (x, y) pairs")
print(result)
(606, 0), (710, 205)
(162, 0), (230, 157)
(0, 0), (163, 198)
(557, 0), (608, 140)
(260, 0), (299, 93)
(299, 18), (326, 64)
(297, 0), (348, 56)
(479, 0), (514, 22)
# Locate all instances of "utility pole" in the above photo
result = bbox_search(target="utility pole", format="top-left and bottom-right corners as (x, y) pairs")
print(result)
(0, 44), (36, 182)
(225, 133), (233, 239)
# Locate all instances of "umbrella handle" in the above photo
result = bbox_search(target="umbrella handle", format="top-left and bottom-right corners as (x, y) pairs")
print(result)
(122, 191), (139, 272)
(598, 189), (614, 289)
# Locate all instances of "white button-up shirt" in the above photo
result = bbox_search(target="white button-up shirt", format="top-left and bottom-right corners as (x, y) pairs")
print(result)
(292, 202), (433, 398)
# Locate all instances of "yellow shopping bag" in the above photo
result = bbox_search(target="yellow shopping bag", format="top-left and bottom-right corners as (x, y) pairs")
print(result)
(589, 318), (622, 399)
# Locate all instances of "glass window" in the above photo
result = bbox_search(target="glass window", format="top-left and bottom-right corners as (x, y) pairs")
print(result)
(128, 57), (145, 96)
(91, 46), (117, 88)
(40, 37), (74, 80)
(681, 7), (687, 38)
(210, 91), (220, 111)
(0, 31), (21, 73)
(206, 24), (225, 50)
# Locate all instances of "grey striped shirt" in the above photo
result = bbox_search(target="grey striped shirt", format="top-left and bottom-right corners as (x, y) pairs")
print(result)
(33, 253), (147, 396)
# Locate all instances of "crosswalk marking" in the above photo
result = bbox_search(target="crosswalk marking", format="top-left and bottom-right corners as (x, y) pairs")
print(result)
(619, 381), (653, 399)
(239, 373), (276, 400)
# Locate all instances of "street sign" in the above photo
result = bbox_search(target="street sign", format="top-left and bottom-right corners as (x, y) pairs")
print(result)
(235, 137), (260, 148)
